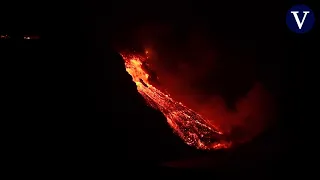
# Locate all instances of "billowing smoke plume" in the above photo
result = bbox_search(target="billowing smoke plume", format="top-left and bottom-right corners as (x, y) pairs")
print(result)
(115, 23), (276, 144)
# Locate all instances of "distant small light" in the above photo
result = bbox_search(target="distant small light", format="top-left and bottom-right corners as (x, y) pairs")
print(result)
(24, 36), (40, 40)
(0, 34), (10, 39)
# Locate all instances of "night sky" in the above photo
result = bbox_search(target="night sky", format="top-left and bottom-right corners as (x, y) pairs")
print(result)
(1, 0), (317, 176)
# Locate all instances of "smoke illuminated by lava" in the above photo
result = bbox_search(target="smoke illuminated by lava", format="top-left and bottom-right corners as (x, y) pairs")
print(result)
(121, 52), (232, 150)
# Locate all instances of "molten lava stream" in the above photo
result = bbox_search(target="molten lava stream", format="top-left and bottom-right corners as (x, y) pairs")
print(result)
(121, 52), (232, 150)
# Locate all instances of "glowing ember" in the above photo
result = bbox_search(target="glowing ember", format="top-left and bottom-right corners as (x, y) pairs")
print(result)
(121, 52), (232, 150)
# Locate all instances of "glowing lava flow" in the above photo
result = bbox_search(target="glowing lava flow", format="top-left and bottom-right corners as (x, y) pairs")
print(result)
(121, 52), (231, 150)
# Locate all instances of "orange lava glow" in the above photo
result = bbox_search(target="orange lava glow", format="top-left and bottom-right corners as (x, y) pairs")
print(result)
(121, 51), (232, 150)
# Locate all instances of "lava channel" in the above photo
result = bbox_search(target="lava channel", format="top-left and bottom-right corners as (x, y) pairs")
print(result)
(120, 52), (232, 150)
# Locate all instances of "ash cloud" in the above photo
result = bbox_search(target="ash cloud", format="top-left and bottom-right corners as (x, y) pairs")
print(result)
(116, 23), (276, 144)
